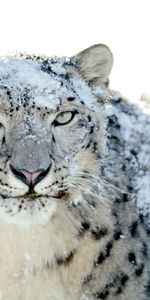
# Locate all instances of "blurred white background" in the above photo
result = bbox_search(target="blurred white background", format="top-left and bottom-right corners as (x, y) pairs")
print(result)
(0, 0), (149, 101)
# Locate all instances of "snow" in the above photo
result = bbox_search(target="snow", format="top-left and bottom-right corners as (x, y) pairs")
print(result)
(106, 96), (150, 223)
(35, 95), (60, 109)
(0, 56), (68, 108)
(70, 77), (97, 110)
(137, 175), (150, 217)
(50, 61), (66, 75)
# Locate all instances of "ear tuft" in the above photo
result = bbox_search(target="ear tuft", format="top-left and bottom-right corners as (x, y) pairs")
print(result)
(74, 44), (113, 85)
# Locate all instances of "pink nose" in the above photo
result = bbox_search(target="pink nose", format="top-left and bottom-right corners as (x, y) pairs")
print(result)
(10, 164), (51, 187)
(21, 170), (42, 186)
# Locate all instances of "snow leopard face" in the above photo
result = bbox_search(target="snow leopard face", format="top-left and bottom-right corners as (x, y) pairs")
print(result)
(0, 45), (113, 225)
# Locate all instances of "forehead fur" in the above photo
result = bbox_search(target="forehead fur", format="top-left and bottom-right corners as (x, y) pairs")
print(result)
(0, 55), (109, 111)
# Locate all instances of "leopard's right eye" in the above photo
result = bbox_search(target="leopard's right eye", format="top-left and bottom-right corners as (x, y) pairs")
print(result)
(53, 110), (78, 127)
(0, 123), (5, 147)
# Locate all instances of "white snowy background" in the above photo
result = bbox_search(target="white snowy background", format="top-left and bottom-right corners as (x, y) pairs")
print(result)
(0, 0), (149, 102)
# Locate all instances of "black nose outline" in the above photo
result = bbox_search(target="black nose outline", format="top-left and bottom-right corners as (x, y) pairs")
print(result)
(10, 164), (51, 187)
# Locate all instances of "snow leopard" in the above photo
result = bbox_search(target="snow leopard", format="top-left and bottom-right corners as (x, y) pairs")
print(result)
(0, 44), (149, 300)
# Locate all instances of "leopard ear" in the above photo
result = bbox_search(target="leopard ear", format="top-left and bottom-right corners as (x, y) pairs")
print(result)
(74, 44), (113, 85)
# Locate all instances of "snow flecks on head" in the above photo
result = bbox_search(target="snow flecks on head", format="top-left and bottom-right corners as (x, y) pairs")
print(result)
(35, 96), (60, 110)
(70, 77), (97, 110)
(0, 57), (65, 109)
(50, 61), (66, 75)
(70, 77), (113, 111)
(0, 55), (108, 111)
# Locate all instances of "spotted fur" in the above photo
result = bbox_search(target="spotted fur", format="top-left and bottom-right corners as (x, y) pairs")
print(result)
(0, 44), (149, 300)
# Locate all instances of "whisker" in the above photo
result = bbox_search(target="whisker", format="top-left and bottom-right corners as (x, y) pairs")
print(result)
(65, 179), (109, 203)
(66, 182), (99, 199)
(75, 171), (128, 195)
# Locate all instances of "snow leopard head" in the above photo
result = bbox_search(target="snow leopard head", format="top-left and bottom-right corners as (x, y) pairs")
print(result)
(0, 44), (113, 225)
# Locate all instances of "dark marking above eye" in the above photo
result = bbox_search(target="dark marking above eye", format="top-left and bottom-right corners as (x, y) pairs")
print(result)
(61, 73), (70, 80)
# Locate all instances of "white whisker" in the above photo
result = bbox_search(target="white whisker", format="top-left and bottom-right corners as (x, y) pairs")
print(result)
(75, 171), (128, 195)
(64, 178), (110, 203)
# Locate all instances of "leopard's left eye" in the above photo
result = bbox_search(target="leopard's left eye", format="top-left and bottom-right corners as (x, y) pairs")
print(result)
(53, 111), (77, 126)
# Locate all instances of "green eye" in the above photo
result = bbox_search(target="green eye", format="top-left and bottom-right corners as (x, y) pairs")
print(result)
(53, 111), (77, 126)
